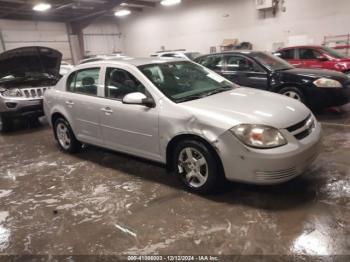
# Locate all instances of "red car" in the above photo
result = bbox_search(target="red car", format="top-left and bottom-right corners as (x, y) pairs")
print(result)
(274, 46), (350, 77)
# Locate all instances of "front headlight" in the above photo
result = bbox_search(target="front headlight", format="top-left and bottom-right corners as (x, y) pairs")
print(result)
(313, 78), (342, 88)
(231, 124), (287, 149)
(1, 88), (23, 97)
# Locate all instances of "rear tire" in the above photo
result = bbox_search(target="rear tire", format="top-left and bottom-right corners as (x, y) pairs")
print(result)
(54, 118), (82, 153)
(173, 140), (223, 194)
(278, 86), (306, 104)
(0, 115), (12, 132)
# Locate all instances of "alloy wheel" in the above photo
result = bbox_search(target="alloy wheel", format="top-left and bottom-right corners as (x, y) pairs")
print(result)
(177, 147), (208, 188)
(283, 91), (302, 101)
(56, 122), (71, 150)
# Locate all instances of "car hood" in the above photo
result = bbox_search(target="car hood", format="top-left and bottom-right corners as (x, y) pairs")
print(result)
(182, 87), (310, 130)
(0, 46), (62, 79)
(281, 68), (348, 82)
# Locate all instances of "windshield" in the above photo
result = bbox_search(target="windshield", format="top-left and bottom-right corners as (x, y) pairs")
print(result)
(185, 52), (202, 60)
(138, 61), (235, 103)
(250, 52), (294, 71)
(322, 47), (346, 59)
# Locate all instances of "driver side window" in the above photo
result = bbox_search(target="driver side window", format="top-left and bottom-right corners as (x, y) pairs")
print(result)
(226, 55), (263, 73)
(105, 67), (146, 100)
(299, 48), (321, 60)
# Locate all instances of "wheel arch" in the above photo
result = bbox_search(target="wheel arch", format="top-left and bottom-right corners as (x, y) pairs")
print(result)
(50, 109), (76, 140)
(271, 82), (306, 93)
(165, 134), (224, 173)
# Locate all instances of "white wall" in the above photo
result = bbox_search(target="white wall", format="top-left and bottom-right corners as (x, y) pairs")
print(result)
(118, 0), (350, 56)
(0, 19), (72, 62)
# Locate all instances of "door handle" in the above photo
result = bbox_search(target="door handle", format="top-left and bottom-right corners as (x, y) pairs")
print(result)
(101, 107), (113, 114)
(292, 63), (302, 67)
(65, 100), (74, 106)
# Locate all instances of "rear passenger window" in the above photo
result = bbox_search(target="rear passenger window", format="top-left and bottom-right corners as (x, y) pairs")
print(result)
(226, 55), (263, 72)
(162, 54), (176, 57)
(105, 67), (146, 100)
(279, 49), (295, 59)
(67, 68), (100, 96)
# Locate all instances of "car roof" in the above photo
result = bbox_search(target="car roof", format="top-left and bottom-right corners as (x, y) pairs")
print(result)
(76, 57), (188, 68)
(196, 50), (260, 59)
(279, 45), (323, 50)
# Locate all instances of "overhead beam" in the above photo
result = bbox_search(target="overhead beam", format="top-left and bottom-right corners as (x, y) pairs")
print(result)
(124, 0), (157, 7)
(0, 4), (29, 19)
(70, 0), (124, 33)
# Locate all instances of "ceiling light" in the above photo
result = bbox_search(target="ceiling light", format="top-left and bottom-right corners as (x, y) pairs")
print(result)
(161, 0), (182, 6)
(33, 3), (52, 12)
(114, 9), (131, 17)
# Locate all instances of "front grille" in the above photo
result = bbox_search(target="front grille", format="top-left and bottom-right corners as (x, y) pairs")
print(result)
(287, 115), (311, 132)
(286, 115), (315, 140)
(20, 87), (49, 98)
(255, 167), (297, 181)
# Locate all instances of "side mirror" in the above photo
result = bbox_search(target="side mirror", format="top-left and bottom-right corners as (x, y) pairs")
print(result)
(122, 92), (155, 108)
(317, 55), (328, 61)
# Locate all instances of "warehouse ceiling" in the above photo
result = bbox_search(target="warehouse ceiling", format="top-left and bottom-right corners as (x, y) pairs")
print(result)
(0, 0), (159, 22)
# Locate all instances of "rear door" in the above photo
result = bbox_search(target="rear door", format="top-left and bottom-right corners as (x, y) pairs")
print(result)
(221, 54), (269, 90)
(298, 48), (324, 69)
(64, 67), (105, 146)
(277, 48), (300, 67)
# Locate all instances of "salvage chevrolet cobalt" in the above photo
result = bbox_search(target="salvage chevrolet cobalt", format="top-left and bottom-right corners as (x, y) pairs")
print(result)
(44, 58), (321, 194)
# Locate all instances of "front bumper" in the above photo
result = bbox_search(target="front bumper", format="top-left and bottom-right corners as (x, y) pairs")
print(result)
(215, 120), (322, 185)
(0, 97), (44, 118)
(307, 86), (350, 108)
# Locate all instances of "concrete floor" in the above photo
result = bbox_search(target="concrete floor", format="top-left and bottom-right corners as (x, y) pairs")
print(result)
(0, 108), (349, 258)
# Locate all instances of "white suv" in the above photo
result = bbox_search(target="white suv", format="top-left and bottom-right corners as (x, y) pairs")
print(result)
(151, 51), (201, 61)
(44, 58), (321, 194)
(0, 46), (61, 131)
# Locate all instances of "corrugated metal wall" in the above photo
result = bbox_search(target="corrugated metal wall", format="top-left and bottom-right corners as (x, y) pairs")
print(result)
(83, 21), (123, 57)
(0, 19), (72, 63)
(0, 19), (123, 63)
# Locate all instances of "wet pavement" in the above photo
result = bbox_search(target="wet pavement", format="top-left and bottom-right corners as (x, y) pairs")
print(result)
(0, 108), (349, 258)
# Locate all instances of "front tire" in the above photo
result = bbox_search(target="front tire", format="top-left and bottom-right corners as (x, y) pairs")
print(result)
(54, 118), (82, 153)
(278, 86), (306, 104)
(173, 140), (223, 194)
(0, 115), (12, 132)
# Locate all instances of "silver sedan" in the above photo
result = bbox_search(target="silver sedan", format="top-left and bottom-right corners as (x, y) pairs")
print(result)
(44, 58), (322, 194)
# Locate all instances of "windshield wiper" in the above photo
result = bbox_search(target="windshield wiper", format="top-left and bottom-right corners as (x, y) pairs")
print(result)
(176, 94), (205, 103)
(176, 86), (233, 103)
(202, 86), (233, 97)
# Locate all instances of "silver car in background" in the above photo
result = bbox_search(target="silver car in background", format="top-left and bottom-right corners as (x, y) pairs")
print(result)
(0, 46), (62, 131)
(44, 58), (322, 194)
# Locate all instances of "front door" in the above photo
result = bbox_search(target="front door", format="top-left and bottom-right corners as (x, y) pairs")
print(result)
(99, 66), (160, 161)
(197, 54), (225, 75)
